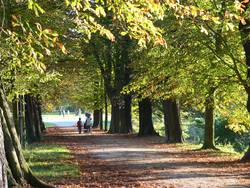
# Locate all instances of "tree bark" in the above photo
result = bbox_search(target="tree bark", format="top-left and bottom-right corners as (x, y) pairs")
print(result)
(0, 86), (55, 187)
(202, 88), (216, 149)
(18, 96), (25, 148)
(108, 96), (132, 134)
(104, 94), (108, 131)
(32, 97), (42, 141)
(119, 95), (132, 133)
(0, 109), (8, 188)
(93, 109), (100, 128)
(239, 1), (250, 161)
(94, 36), (132, 134)
(100, 109), (103, 130)
(0, 109), (23, 184)
(108, 98), (120, 133)
(37, 97), (46, 132)
(138, 98), (158, 136)
(239, 1), (250, 112)
(12, 99), (19, 138)
(163, 99), (182, 143)
(24, 95), (37, 143)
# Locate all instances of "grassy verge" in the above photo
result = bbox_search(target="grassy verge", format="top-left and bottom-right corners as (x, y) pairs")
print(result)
(175, 142), (243, 158)
(24, 144), (80, 182)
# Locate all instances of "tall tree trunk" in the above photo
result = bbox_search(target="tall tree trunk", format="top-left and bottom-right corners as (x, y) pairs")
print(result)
(25, 95), (42, 141)
(100, 109), (103, 130)
(0, 86), (55, 187)
(109, 96), (131, 134)
(31, 97), (41, 141)
(202, 88), (216, 149)
(18, 96), (25, 148)
(239, 1), (250, 160)
(138, 98), (158, 136)
(119, 95), (132, 133)
(119, 36), (132, 134)
(24, 95), (36, 143)
(93, 109), (100, 128)
(0, 109), (9, 188)
(0, 109), (23, 184)
(104, 94), (108, 131)
(12, 99), (19, 138)
(100, 36), (132, 134)
(163, 99), (182, 143)
(36, 97), (45, 132)
(108, 98), (120, 133)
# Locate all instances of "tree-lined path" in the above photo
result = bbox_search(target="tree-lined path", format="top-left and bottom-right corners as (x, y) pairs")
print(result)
(44, 127), (250, 188)
(3, 1), (250, 187)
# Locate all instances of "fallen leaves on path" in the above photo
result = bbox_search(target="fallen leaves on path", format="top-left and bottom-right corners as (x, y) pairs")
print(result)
(43, 127), (250, 188)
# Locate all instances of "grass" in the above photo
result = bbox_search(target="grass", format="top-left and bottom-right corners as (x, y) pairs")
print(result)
(132, 117), (242, 157)
(24, 143), (80, 182)
(175, 142), (243, 158)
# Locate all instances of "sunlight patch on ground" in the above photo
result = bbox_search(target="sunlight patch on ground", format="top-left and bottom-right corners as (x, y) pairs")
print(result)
(91, 147), (164, 152)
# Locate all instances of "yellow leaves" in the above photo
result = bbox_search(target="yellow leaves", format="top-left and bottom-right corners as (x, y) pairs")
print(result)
(65, 0), (70, 6)
(27, 0), (45, 16)
(95, 6), (106, 17)
(168, 3), (222, 25)
(65, 0), (83, 10)
(34, 23), (66, 54)
(11, 15), (20, 28)
(58, 43), (68, 54)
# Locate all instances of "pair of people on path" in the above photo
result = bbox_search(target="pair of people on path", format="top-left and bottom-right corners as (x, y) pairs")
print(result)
(77, 113), (92, 134)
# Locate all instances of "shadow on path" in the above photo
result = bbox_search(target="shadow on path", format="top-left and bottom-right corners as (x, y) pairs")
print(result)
(43, 127), (250, 188)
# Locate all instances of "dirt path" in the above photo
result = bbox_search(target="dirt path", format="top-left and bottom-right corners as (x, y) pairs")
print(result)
(44, 127), (250, 188)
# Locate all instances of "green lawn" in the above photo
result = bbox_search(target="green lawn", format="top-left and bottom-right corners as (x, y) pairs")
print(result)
(24, 144), (80, 182)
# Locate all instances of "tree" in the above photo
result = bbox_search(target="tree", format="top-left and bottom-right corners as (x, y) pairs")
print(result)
(74, 0), (165, 133)
(0, 0), (69, 186)
(163, 99), (182, 143)
(0, 110), (7, 188)
(138, 98), (158, 136)
(239, 0), (250, 160)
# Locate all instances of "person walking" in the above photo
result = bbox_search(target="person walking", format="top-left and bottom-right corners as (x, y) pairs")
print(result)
(76, 118), (83, 134)
(84, 113), (92, 133)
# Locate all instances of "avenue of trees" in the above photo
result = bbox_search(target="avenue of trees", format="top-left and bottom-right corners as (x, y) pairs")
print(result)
(1, 0), (250, 187)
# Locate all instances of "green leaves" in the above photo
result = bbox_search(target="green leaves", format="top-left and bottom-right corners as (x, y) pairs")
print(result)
(27, 0), (45, 16)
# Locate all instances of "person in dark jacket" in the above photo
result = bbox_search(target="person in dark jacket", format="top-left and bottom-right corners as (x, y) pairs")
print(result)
(76, 118), (83, 134)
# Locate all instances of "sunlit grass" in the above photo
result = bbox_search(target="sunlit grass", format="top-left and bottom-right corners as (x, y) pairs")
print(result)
(175, 142), (242, 158)
(24, 144), (80, 182)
